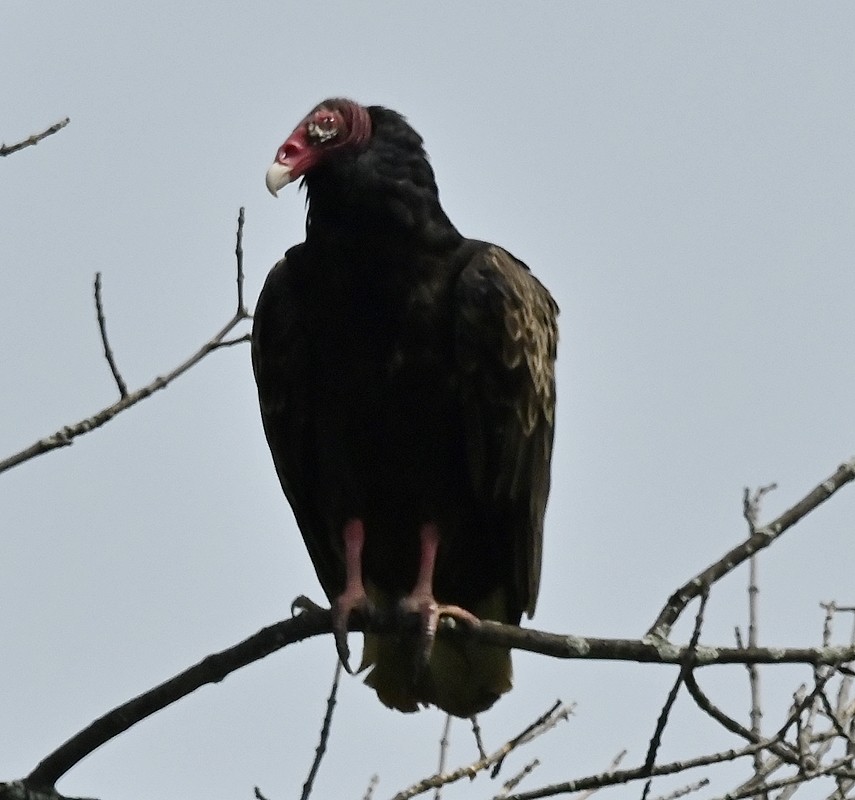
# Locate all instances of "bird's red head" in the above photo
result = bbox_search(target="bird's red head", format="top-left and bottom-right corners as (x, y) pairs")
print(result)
(265, 98), (373, 196)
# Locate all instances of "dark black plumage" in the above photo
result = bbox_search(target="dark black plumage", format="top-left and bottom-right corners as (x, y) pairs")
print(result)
(252, 99), (558, 717)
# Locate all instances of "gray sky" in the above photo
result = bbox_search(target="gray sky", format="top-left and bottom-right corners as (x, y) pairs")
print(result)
(2, 3), (854, 798)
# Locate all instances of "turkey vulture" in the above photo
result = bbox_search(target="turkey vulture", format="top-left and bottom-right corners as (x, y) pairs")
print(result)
(252, 98), (558, 717)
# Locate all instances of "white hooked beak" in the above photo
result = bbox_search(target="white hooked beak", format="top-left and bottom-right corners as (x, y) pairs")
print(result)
(265, 162), (294, 197)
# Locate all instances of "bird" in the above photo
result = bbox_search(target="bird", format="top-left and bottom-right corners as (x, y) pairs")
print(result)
(252, 98), (558, 718)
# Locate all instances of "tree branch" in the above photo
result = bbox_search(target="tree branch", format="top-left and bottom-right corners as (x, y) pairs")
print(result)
(0, 118), (70, 157)
(640, 592), (709, 800)
(503, 738), (796, 800)
(299, 660), (342, 800)
(0, 208), (251, 476)
(8, 448), (854, 795)
(93, 273), (128, 398)
(18, 604), (855, 792)
(389, 700), (573, 800)
(647, 459), (855, 640)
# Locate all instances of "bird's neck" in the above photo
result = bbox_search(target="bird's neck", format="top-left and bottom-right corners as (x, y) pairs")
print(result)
(304, 141), (463, 255)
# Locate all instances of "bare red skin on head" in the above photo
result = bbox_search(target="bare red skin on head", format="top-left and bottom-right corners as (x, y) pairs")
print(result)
(273, 98), (372, 180)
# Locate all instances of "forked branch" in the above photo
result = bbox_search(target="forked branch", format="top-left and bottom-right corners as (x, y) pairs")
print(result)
(647, 459), (855, 640)
(0, 209), (251, 475)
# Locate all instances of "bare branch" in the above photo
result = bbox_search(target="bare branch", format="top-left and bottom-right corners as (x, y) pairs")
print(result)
(493, 759), (541, 799)
(741, 487), (769, 790)
(434, 715), (452, 800)
(17, 596), (855, 794)
(235, 207), (248, 317)
(299, 660), (342, 800)
(93, 273), (128, 398)
(209, 333), (252, 350)
(0, 782), (95, 800)
(13, 528), (855, 796)
(461, 621), (855, 669)
(24, 609), (331, 789)
(649, 778), (710, 800)
(575, 751), (627, 800)
(641, 592), (709, 800)
(0, 208), (252, 476)
(0, 118), (70, 157)
(491, 701), (572, 779)
(502, 738), (794, 800)
(389, 700), (573, 800)
(647, 460), (855, 640)
(683, 672), (797, 764)
(362, 775), (379, 800)
(708, 757), (855, 800)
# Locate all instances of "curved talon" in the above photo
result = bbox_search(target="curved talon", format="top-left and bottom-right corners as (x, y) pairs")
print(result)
(398, 596), (480, 674)
(332, 592), (375, 674)
(291, 594), (327, 616)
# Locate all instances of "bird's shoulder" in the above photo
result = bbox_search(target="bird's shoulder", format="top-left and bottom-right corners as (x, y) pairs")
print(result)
(453, 241), (559, 392)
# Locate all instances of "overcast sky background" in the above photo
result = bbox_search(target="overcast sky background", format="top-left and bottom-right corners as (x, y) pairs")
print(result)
(2, 4), (854, 799)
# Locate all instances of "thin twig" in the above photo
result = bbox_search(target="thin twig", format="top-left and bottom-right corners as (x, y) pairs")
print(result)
(647, 460), (855, 640)
(0, 117), (70, 157)
(388, 700), (573, 800)
(471, 716), (487, 760)
(741, 485), (774, 781)
(491, 701), (570, 779)
(235, 207), (248, 316)
(209, 333), (252, 350)
(493, 759), (541, 799)
(576, 751), (627, 800)
(93, 273), (128, 398)
(434, 715), (452, 800)
(683, 672), (797, 764)
(640, 593), (709, 800)
(0, 209), (252, 475)
(710, 757), (855, 800)
(649, 778), (710, 800)
(299, 660), (342, 800)
(362, 775), (379, 800)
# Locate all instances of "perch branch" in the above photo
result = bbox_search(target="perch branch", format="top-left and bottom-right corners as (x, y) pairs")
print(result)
(13, 458), (855, 793)
(20, 606), (855, 791)
(0, 118), (70, 157)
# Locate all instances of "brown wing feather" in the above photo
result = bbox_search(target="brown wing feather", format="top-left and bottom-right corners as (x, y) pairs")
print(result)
(251, 250), (342, 602)
(454, 244), (559, 618)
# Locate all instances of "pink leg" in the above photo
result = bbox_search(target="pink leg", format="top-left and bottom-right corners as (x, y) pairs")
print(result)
(399, 523), (479, 667)
(332, 518), (374, 673)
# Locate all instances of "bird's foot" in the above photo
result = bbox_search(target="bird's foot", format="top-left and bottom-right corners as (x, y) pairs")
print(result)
(332, 588), (375, 674)
(397, 592), (480, 672)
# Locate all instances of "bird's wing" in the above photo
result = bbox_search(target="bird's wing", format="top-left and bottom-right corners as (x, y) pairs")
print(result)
(251, 250), (341, 602)
(453, 244), (559, 618)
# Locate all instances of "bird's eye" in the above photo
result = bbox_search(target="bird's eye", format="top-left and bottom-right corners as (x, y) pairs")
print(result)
(307, 113), (339, 144)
